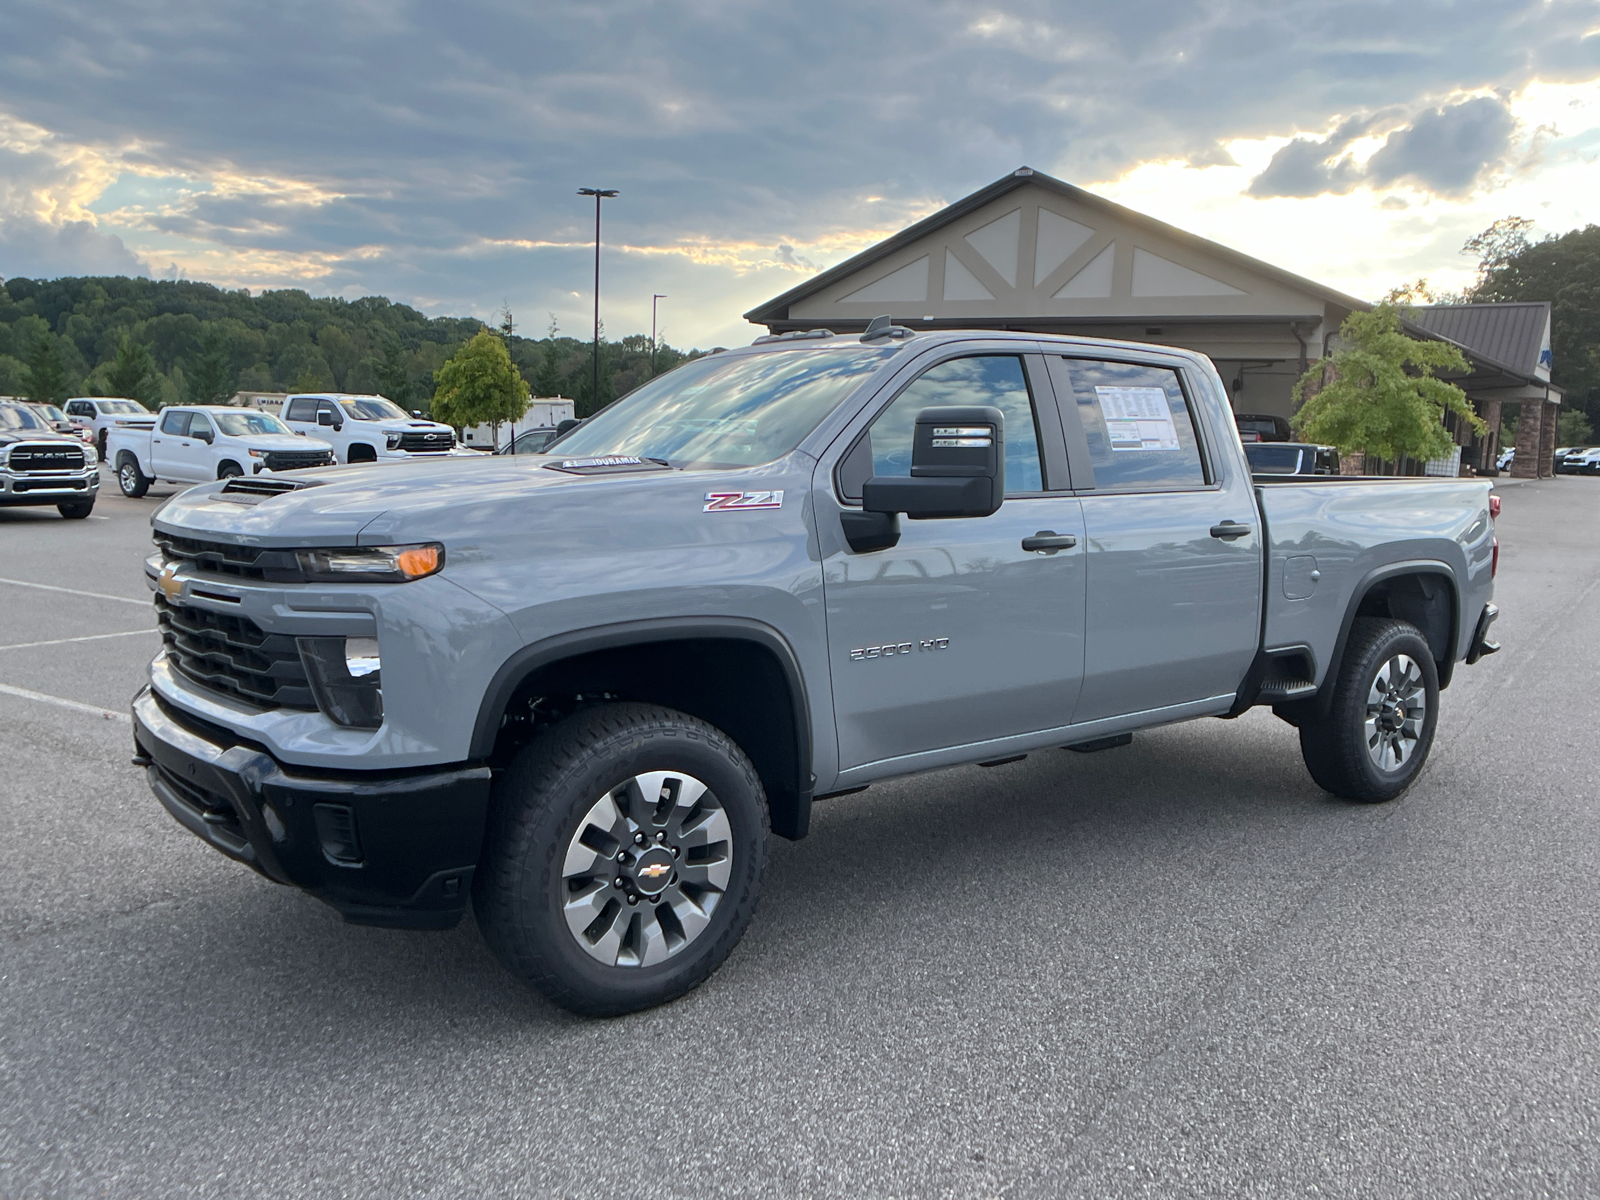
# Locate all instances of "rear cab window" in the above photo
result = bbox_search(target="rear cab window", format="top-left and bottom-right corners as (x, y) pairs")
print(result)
(159, 410), (192, 436)
(284, 398), (316, 422)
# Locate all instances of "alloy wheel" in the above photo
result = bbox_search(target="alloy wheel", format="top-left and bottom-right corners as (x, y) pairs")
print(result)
(560, 770), (733, 968)
(1364, 653), (1425, 772)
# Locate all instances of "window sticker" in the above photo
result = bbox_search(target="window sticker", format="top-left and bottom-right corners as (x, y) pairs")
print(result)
(1095, 386), (1181, 452)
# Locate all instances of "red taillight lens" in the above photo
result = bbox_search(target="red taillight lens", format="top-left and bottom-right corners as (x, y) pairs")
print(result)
(1489, 494), (1501, 519)
(1491, 536), (1499, 578)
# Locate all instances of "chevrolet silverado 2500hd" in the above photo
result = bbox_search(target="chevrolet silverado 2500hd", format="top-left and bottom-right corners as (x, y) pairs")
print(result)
(131, 326), (1501, 1015)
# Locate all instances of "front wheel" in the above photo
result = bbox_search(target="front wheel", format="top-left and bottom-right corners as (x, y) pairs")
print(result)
(116, 455), (151, 498)
(1299, 617), (1439, 802)
(474, 702), (769, 1016)
(58, 499), (95, 519)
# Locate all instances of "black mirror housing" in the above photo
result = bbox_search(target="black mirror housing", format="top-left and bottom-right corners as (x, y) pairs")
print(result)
(862, 405), (1004, 520)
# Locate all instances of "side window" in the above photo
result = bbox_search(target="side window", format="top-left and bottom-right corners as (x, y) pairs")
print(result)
(68, 401), (91, 418)
(159, 409), (191, 436)
(188, 414), (213, 439)
(854, 355), (1045, 496)
(284, 398), (314, 422)
(1057, 359), (1208, 492)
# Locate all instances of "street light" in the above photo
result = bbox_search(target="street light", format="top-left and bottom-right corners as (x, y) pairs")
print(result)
(651, 293), (667, 376)
(577, 187), (618, 409)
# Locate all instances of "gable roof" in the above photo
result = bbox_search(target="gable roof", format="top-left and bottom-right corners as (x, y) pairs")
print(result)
(1405, 302), (1551, 380)
(745, 166), (1369, 325)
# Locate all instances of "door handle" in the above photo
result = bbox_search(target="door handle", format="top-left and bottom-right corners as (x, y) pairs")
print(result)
(1209, 521), (1253, 540)
(1022, 530), (1077, 554)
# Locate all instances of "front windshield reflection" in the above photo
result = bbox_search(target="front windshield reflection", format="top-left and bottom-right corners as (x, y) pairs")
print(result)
(552, 344), (899, 469)
(215, 411), (292, 437)
(338, 397), (410, 421)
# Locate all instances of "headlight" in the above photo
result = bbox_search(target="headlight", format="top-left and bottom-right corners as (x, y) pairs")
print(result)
(297, 636), (383, 728)
(385, 432), (403, 449)
(248, 448), (267, 458)
(83, 444), (98, 466)
(296, 543), (444, 583)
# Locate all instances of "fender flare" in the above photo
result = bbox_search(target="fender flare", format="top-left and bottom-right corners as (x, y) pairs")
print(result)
(470, 616), (816, 839)
(1318, 559), (1460, 714)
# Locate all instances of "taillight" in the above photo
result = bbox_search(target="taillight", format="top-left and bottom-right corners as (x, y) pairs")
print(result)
(1491, 536), (1499, 579)
(1489, 494), (1501, 519)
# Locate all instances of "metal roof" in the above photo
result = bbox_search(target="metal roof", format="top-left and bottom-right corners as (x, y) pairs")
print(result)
(1405, 303), (1551, 379)
(744, 166), (1369, 325)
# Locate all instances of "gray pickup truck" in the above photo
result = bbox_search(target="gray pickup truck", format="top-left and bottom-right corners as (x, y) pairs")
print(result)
(131, 325), (1500, 1015)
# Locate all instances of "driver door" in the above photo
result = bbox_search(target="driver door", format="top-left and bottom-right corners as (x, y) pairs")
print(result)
(821, 351), (1087, 773)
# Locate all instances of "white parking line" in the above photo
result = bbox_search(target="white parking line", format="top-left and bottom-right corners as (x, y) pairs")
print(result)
(0, 629), (157, 652)
(0, 682), (132, 723)
(0, 576), (149, 607)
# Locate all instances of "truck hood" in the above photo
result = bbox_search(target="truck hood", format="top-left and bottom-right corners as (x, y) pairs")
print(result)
(243, 433), (333, 451)
(152, 452), (792, 546)
(363, 418), (454, 434)
(0, 430), (84, 448)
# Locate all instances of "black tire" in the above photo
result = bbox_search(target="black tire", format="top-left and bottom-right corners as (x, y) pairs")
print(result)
(96, 429), (108, 462)
(116, 454), (150, 498)
(218, 461), (243, 479)
(57, 499), (95, 519)
(1299, 617), (1439, 802)
(474, 702), (769, 1016)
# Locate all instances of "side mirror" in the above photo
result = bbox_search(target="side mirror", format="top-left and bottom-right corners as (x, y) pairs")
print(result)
(317, 411), (338, 428)
(553, 418), (580, 438)
(862, 406), (1004, 520)
(411, 409), (422, 418)
(197, 429), (214, 444)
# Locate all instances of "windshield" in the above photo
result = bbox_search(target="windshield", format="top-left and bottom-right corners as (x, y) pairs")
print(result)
(215, 411), (292, 437)
(33, 405), (67, 422)
(337, 397), (410, 421)
(551, 345), (900, 469)
(0, 404), (49, 431)
(98, 400), (145, 415)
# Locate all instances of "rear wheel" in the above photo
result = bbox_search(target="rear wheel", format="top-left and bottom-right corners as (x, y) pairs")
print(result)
(474, 702), (769, 1016)
(57, 499), (95, 519)
(1299, 617), (1439, 802)
(116, 454), (150, 498)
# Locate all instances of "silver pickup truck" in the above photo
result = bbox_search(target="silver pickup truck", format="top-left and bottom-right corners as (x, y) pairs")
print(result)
(130, 326), (1500, 1014)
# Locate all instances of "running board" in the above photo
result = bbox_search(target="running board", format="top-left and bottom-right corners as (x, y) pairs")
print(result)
(1063, 733), (1132, 754)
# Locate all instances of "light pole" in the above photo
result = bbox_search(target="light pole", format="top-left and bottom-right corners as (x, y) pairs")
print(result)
(577, 187), (618, 409)
(651, 293), (667, 376)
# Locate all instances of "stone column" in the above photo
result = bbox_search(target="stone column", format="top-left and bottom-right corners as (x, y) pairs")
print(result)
(1540, 400), (1558, 478)
(1510, 403), (1542, 478)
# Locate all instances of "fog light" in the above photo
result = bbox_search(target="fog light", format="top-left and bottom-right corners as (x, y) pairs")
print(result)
(313, 803), (363, 865)
(297, 636), (383, 728)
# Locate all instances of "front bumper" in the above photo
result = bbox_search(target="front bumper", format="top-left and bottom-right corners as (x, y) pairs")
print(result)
(0, 465), (99, 505)
(133, 686), (492, 929)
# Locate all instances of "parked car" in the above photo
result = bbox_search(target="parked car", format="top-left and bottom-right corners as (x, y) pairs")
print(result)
(1497, 447), (1515, 471)
(497, 427), (559, 455)
(1554, 446), (1585, 474)
(1234, 412), (1292, 442)
(107, 405), (335, 498)
(281, 393), (457, 464)
(0, 400), (100, 518)
(132, 326), (1500, 1016)
(1571, 447), (1600, 476)
(63, 397), (155, 462)
(24, 402), (88, 442)
(1244, 441), (1338, 475)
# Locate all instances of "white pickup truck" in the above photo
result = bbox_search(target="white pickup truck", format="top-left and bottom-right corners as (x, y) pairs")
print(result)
(281, 393), (458, 464)
(107, 405), (335, 498)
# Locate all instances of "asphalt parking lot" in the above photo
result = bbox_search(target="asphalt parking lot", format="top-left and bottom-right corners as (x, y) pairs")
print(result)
(1, 470), (1597, 1199)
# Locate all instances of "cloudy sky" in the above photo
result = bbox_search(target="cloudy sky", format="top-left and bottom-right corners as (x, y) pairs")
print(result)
(2, 0), (1599, 347)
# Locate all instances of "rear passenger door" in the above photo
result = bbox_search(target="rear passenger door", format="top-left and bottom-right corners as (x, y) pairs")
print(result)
(1045, 355), (1261, 723)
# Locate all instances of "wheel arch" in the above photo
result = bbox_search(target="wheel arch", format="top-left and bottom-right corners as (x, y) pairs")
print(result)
(217, 459), (243, 478)
(1287, 560), (1459, 724)
(472, 618), (815, 840)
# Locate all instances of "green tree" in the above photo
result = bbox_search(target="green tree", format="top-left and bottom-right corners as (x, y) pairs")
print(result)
(373, 343), (414, 407)
(105, 334), (159, 409)
(431, 330), (530, 443)
(25, 334), (68, 405)
(1558, 408), (1593, 446)
(1292, 303), (1485, 465)
(185, 326), (236, 405)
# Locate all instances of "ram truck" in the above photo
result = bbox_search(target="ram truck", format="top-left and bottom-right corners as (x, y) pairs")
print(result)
(130, 326), (1501, 1015)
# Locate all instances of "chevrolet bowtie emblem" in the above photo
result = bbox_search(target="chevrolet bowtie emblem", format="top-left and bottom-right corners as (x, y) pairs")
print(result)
(157, 564), (183, 602)
(638, 863), (671, 879)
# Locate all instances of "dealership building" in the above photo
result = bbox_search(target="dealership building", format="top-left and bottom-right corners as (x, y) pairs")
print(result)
(746, 167), (1560, 477)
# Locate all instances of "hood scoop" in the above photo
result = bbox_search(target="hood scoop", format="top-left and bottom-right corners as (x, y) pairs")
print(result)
(218, 476), (325, 504)
(544, 455), (672, 476)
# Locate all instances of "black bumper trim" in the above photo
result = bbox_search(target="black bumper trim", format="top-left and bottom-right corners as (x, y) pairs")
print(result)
(133, 686), (491, 929)
(1465, 603), (1500, 665)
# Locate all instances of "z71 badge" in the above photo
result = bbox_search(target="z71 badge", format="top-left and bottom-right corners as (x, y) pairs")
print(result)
(704, 490), (784, 512)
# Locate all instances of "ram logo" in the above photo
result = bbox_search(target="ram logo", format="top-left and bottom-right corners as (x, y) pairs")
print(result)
(704, 490), (783, 512)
